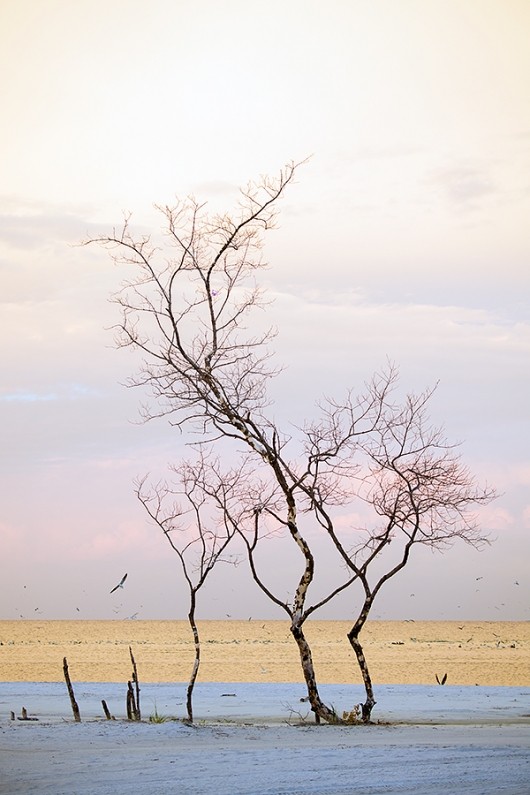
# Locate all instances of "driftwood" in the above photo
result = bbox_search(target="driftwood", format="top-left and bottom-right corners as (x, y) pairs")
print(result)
(63, 657), (81, 722)
(129, 646), (141, 720)
(16, 707), (38, 721)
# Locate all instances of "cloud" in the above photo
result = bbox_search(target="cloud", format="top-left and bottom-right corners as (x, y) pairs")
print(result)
(0, 392), (58, 402)
(476, 506), (515, 532)
(187, 180), (239, 198)
(427, 161), (497, 207)
(0, 384), (98, 402)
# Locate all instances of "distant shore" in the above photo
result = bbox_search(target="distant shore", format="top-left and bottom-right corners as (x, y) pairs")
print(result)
(1, 620), (528, 686)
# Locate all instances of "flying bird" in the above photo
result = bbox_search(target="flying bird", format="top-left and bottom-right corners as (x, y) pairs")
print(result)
(436, 673), (448, 685)
(110, 573), (128, 594)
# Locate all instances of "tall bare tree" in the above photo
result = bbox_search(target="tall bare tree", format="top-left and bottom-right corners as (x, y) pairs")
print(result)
(86, 163), (493, 723)
(85, 162), (351, 722)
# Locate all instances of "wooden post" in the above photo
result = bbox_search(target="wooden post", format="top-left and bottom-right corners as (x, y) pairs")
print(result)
(63, 657), (81, 722)
(126, 681), (136, 720)
(101, 700), (113, 720)
(129, 646), (141, 720)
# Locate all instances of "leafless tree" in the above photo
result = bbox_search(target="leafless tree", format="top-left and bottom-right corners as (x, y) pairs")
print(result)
(183, 371), (494, 723)
(135, 457), (237, 723)
(85, 162), (494, 724)
(294, 377), (495, 721)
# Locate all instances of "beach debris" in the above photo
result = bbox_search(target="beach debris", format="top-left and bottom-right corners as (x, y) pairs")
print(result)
(63, 657), (81, 722)
(126, 680), (140, 721)
(435, 673), (448, 685)
(220, 693), (236, 697)
(110, 573), (128, 594)
(101, 700), (115, 720)
(129, 646), (141, 720)
(342, 705), (362, 723)
(17, 707), (38, 721)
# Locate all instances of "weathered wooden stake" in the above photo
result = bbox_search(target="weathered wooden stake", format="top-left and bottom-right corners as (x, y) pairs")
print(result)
(10, 711), (15, 721)
(129, 646), (141, 720)
(63, 657), (81, 722)
(101, 700), (113, 720)
(126, 681), (137, 720)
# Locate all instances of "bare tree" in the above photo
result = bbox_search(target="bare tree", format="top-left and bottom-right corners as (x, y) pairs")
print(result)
(85, 162), (494, 724)
(185, 370), (493, 723)
(135, 456), (237, 723)
(294, 376), (495, 722)
(84, 161), (352, 723)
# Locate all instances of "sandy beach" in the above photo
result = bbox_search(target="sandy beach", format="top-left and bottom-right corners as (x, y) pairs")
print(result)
(1, 620), (528, 686)
(2, 682), (530, 795)
(2, 621), (530, 794)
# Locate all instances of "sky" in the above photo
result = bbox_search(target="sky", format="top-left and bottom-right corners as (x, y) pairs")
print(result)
(0, 0), (529, 622)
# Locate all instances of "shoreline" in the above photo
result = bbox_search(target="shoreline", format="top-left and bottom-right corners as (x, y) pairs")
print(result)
(2, 682), (530, 795)
(3, 681), (530, 725)
(1, 620), (529, 686)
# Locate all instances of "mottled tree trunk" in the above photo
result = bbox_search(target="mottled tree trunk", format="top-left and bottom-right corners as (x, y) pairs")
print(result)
(291, 622), (340, 724)
(347, 599), (376, 722)
(186, 590), (200, 723)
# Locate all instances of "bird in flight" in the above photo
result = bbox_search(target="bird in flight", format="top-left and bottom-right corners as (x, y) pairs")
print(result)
(110, 573), (128, 594)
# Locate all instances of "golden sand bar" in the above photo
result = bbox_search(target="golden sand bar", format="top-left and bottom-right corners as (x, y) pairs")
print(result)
(0, 620), (528, 686)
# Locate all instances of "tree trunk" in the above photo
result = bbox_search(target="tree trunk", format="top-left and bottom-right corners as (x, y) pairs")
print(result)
(347, 600), (376, 723)
(290, 622), (341, 724)
(186, 591), (200, 723)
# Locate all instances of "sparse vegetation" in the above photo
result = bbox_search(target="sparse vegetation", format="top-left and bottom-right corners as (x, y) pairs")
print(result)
(86, 163), (494, 724)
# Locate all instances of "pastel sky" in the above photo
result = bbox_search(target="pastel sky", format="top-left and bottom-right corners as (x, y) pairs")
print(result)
(1, 0), (528, 621)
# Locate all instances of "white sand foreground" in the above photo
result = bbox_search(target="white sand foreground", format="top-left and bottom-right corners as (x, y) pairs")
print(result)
(1, 683), (530, 795)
